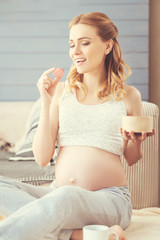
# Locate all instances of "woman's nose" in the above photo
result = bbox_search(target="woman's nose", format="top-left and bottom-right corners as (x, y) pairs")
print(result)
(73, 45), (81, 55)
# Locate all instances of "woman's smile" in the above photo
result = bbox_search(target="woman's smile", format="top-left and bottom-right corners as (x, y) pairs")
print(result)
(74, 58), (87, 66)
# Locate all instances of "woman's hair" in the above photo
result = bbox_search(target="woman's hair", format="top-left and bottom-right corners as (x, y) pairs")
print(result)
(67, 12), (131, 102)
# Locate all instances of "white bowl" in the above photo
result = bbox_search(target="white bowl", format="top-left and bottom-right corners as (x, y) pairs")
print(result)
(122, 116), (153, 133)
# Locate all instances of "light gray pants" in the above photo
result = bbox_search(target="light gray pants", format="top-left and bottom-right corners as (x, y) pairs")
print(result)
(0, 175), (132, 240)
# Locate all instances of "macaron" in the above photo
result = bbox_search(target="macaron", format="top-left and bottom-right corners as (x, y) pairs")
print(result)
(52, 68), (64, 78)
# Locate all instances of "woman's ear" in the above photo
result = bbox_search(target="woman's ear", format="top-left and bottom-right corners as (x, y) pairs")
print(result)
(105, 39), (114, 55)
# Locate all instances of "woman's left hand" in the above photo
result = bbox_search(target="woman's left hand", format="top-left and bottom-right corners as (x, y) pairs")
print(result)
(120, 128), (155, 142)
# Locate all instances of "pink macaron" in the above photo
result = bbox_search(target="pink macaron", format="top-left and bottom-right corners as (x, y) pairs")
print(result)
(52, 68), (64, 78)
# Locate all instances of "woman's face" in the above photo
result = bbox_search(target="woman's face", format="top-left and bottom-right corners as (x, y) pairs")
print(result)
(69, 24), (108, 75)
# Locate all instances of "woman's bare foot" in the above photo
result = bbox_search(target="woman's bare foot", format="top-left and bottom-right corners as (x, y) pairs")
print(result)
(109, 225), (127, 240)
(70, 225), (127, 240)
(0, 216), (5, 221)
(70, 229), (82, 240)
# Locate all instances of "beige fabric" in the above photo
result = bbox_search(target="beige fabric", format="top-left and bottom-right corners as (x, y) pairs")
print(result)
(0, 101), (34, 144)
(125, 208), (160, 240)
(121, 101), (159, 209)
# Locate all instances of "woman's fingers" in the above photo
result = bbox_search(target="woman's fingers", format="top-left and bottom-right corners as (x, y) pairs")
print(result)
(121, 127), (156, 144)
(121, 128), (156, 143)
(37, 75), (55, 91)
(147, 129), (156, 137)
(130, 131), (137, 142)
(36, 67), (64, 105)
(38, 68), (63, 90)
(129, 131), (147, 142)
(124, 130), (130, 140)
(41, 67), (55, 77)
(141, 132), (147, 141)
(120, 128), (131, 140)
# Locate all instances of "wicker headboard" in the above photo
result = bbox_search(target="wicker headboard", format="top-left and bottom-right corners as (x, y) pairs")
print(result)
(121, 101), (159, 209)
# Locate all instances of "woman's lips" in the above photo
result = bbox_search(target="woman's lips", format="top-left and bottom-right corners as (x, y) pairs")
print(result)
(75, 58), (86, 65)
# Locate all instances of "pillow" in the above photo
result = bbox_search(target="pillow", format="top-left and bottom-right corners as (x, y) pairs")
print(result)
(9, 99), (58, 163)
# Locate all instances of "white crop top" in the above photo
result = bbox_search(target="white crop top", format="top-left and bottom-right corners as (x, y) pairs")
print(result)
(57, 84), (127, 156)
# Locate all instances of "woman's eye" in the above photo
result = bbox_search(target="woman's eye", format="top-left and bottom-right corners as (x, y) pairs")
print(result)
(69, 42), (90, 48)
(69, 45), (75, 48)
(82, 42), (90, 46)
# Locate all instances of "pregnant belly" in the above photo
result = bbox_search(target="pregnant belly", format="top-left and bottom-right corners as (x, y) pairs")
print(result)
(55, 146), (127, 190)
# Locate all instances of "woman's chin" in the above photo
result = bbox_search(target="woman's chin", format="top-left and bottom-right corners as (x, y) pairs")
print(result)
(76, 68), (88, 75)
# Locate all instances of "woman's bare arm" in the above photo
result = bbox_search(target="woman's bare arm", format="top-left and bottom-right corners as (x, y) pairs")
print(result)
(122, 86), (145, 166)
(32, 68), (64, 166)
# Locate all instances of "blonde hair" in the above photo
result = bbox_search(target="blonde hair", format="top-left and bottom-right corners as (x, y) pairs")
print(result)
(67, 12), (131, 102)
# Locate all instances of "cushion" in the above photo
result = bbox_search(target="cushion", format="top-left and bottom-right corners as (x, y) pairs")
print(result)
(0, 151), (55, 185)
(0, 101), (34, 144)
(9, 99), (41, 161)
(9, 99), (58, 163)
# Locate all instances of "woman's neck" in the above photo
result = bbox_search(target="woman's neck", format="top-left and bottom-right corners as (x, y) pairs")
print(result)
(82, 71), (106, 94)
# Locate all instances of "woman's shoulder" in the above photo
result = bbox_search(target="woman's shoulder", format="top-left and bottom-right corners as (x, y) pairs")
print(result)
(123, 85), (142, 115)
(124, 85), (141, 100)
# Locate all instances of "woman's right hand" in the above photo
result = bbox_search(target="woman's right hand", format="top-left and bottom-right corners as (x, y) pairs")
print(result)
(37, 67), (63, 105)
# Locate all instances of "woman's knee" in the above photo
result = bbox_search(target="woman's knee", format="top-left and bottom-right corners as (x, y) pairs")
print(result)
(55, 185), (85, 205)
(120, 209), (132, 229)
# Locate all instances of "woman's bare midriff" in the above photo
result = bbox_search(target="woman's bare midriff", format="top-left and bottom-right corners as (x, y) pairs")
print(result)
(55, 146), (127, 191)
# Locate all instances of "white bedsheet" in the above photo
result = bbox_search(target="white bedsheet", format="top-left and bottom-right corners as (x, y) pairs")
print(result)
(125, 207), (160, 240)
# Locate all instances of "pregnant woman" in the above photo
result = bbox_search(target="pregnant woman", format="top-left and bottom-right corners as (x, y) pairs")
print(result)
(0, 12), (154, 240)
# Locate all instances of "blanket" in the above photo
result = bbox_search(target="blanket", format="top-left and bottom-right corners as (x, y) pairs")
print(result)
(125, 207), (160, 240)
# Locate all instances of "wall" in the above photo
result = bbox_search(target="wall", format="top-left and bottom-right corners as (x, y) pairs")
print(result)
(149, 0), (160, 205)
(0, 0), (149, 101)
(149, 0), (160, 108)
